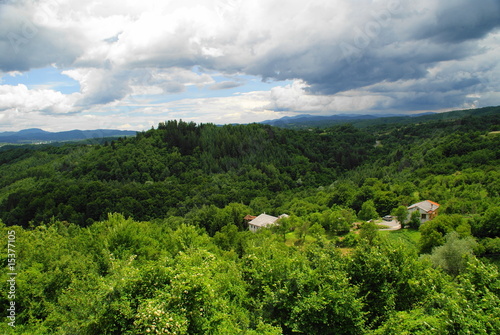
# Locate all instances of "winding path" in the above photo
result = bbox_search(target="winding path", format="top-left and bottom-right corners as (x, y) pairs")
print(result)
(377, 219), (401, 231)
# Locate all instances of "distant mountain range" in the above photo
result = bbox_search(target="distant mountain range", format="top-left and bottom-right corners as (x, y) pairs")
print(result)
(259, 112), (437, 128)
(2, 106), (499, 143)
(0, 128), (137, 144)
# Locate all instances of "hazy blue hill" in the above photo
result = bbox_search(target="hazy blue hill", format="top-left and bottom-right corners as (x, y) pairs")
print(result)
(0, 128), (137, 144)
(259, 106), (500, 129)
(17, 128), (50, 134)
(359, 105), (500, 126)
(260, 114), (378, 128)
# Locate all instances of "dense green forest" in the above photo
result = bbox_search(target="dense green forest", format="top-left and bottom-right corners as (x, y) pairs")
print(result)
(1, 106), (500, 334)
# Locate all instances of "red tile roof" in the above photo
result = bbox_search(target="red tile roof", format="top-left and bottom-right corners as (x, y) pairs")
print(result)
(408, 200), (440, 213)
(426, 200), (440, 207)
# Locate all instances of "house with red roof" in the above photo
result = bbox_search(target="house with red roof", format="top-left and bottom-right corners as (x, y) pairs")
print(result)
(407, 200), (440, 224)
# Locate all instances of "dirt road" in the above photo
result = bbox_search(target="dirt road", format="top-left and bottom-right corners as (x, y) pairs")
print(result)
(377, 219), (401, 231)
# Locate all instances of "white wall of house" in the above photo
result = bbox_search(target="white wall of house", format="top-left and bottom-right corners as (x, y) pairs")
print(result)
(408, 207), (431, 224)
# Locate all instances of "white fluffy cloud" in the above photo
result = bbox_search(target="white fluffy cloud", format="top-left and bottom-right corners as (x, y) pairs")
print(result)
(0, 0), (499, 130)
(0, 84), (79, 114)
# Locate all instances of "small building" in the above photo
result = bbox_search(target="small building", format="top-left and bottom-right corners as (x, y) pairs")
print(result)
(407, 200), (440, 224)
(248, 213), (289, 232)
(244, 215), (257, 221)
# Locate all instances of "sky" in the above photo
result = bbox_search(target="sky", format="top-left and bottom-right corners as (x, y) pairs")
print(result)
(0, 0), (499, 132)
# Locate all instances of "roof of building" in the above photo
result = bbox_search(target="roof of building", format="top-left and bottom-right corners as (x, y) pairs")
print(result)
(408, 200), (440, 213)
(244, 215), (257, 221)
(248, 213), (279, 227)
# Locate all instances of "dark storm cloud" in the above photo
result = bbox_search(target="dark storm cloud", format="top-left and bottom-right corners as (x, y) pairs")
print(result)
(414, 0), (500, 43)
(243, 1), (500, 96)
(0, 0), (499, 121)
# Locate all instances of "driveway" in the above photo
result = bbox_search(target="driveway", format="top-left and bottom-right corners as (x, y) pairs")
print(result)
(377, 219), (401, 231)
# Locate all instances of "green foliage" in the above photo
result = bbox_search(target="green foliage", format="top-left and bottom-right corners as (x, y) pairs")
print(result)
(429, 232), (478, 276)
(308, 222), (326, 239)
(2, 214), (500, 334)
(242, 238), (365, 334)
(293, 217), (310, 243)
(348, 242), (437, 329)
(480, 237), (500, 255)
(418, 214), (471, 253)
(474, 206), (500, 238)
(375, 258), (500, 334)
(0, 122), (378, 227)
(133, 249), (251, 334)
(271, 216), (292, 242)
(373, 190), (398, 216)
(391, 205), (408, 225)
(319, 206), (356, 235)
(359, 221), (380, 245)
(408, 210), (421, 230)
(372, 308), (447, 334)
(358, 200), (379, 221)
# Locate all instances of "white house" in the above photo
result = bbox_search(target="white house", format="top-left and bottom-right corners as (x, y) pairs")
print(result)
(407, 200), (440, 224)
(248, 213), (289, 232)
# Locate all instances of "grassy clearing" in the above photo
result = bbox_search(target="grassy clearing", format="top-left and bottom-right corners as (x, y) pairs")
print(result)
(380, 228), (421, 248)
(280, 226), (421, 253)
(284, 231), (317, 246)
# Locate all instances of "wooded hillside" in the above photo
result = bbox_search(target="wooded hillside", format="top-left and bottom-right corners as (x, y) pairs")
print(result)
(1, 106), (500, 334)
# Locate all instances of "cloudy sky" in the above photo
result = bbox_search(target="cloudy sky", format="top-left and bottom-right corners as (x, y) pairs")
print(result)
(1, 0), (499, 131)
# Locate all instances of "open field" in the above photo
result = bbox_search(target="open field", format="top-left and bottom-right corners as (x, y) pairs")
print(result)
(380, 229), (421, 248)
